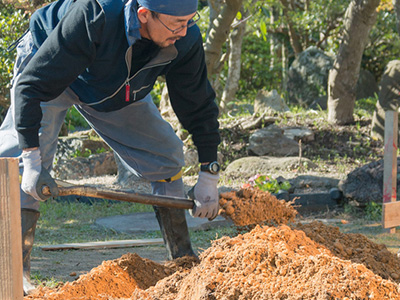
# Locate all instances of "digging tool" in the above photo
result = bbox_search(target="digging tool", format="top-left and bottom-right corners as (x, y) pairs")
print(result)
(42, 180), (195, 210)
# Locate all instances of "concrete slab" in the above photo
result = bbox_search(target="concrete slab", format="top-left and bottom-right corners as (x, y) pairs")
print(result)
(95, 211), (232, 233)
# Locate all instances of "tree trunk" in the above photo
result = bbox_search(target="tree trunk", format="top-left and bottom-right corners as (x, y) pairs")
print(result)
(394, 0), (400, 35)
(327, 0), (380, 125)
(280, 0), (303, 55)
(207, 0), (223, 38)
(220, 9), (247, 114)
(204, 0), (243, 76)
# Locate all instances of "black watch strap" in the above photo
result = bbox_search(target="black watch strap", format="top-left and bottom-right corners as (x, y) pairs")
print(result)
(200, 161), (220, 174)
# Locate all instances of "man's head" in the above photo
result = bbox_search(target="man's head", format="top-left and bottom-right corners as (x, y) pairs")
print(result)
(137, 0), (198, 17)
(137, 0), (199, 48)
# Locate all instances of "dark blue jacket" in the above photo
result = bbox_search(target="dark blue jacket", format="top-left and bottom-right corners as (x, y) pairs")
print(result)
(15, 0), (220, 162)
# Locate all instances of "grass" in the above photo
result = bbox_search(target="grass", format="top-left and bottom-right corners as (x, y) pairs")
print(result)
(35, 198), (158, 245)
(36, 198), (238, 245)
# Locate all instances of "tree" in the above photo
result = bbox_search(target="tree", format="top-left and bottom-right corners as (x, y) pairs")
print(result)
(219, 8), (248, 113)
(327, 0), (380, 125)
(394, 0), (400, 34)
(204, 0), (244, 76)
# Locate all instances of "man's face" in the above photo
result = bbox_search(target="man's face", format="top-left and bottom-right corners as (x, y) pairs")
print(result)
(138, 8), (197, 48)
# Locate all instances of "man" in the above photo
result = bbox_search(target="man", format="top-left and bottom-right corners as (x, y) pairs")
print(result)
(0, 0), (221, 294)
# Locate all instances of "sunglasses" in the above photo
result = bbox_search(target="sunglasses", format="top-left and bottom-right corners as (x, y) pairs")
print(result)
(154, 11), (200, 34)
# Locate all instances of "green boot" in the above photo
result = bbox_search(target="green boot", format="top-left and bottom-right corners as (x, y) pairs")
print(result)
(153, 206), (197, 260)
(21, 208), (40, 295)
(151, 179), (197, 260)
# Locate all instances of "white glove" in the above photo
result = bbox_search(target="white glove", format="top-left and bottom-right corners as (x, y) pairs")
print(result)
(20, 149), (58, 201)
(189, 171), (220, 220)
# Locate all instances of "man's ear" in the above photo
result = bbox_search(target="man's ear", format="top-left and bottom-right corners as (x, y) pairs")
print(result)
(137, 7), (151, 24)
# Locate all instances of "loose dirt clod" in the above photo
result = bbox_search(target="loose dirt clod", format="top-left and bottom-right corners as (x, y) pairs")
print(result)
(219, 188), (297, 227)
(25, 189), (400, 300)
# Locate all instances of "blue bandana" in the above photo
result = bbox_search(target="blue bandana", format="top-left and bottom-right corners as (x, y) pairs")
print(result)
(124, 0), (141, 46)
(137, 0), (198, 16)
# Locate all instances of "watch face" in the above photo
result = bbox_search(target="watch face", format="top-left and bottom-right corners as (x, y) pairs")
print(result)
(201, 161), (220, 174)
(210, 162), (220, 173)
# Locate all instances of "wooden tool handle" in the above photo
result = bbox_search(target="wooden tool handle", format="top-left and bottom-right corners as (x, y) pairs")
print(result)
(42, 184), (194, 210)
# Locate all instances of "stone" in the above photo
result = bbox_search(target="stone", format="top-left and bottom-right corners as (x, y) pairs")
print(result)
(53, 152), (117, 180)
(338, 158), (400, 206)
(287, 46), (377, 108)
(248, 125), (300, 156)
(254, 89), (290, 114)
(282, 126), (315, 142)
(289, 175), (339, 193)
(356, 69), (378, 100)
(224, 156), (317, 180)
(55, 136), (110, 163)
(287, 46), (334, 106)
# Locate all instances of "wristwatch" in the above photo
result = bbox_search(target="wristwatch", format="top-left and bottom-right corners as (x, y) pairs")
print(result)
(200, 161), (220, 174)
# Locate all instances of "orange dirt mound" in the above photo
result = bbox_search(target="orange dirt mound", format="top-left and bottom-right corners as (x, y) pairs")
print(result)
(25, 253), (173, 300)
(295, 221), (400, 283)
(133, 224), (400, 300)
(26, 224), (400, 300)
(219, 188), (297, 227)
(24, 190), (400, 299)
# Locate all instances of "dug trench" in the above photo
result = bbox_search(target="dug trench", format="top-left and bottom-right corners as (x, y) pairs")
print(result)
(25, 188), (400, 299)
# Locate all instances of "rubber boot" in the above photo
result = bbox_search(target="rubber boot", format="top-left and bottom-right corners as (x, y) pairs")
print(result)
(21, 208), (40, 295)
(151, 179), (197, 260)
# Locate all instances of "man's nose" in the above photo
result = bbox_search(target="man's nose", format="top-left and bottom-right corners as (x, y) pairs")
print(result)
(177, 26), (188, 37)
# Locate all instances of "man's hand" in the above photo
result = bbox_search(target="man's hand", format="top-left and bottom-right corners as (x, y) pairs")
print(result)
(188, 171), (220, 220)
(20, 148), (58, 201)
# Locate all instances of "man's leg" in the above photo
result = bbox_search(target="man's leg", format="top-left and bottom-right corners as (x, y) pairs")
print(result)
(75, 95), (196, 259)
(152, 178), (196, 260)
(1, 57), (77, 295)
(21, 208), (40, 294)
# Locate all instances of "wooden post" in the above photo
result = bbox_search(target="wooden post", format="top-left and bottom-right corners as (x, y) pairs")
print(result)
(0, 158), (23, 299)
(382, 110), (398, 233)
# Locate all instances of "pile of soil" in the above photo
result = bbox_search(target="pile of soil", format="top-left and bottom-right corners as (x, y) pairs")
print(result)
(218, 188), (297, 227)
(26, 223), (400, 300)
(25, 253), (173, 299)
(136, 224), (400, 300)
(25, 189), (400, 299)
(294, 221), (400, 283)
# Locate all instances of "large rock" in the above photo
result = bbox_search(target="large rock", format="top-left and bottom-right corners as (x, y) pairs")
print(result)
(282, 126), (314, 142)
(287, 47), (333, 107)
(287, 47), (378, 108)
(356, 69), (379, 100)
(339, 159), (400, 206)
(224, 156), (317, 180)
(248, 124), (312, 156)
(54, 135), (115, 180)
(53, 152), (117, 180)
(248, 125), (298, 156)
(254, 89), (290, 114)
(56, 136), (110, 162)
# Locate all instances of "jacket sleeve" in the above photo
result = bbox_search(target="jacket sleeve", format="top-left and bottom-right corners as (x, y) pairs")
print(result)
(14, 0), (104, 149)
(165, 34), (220, 163)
